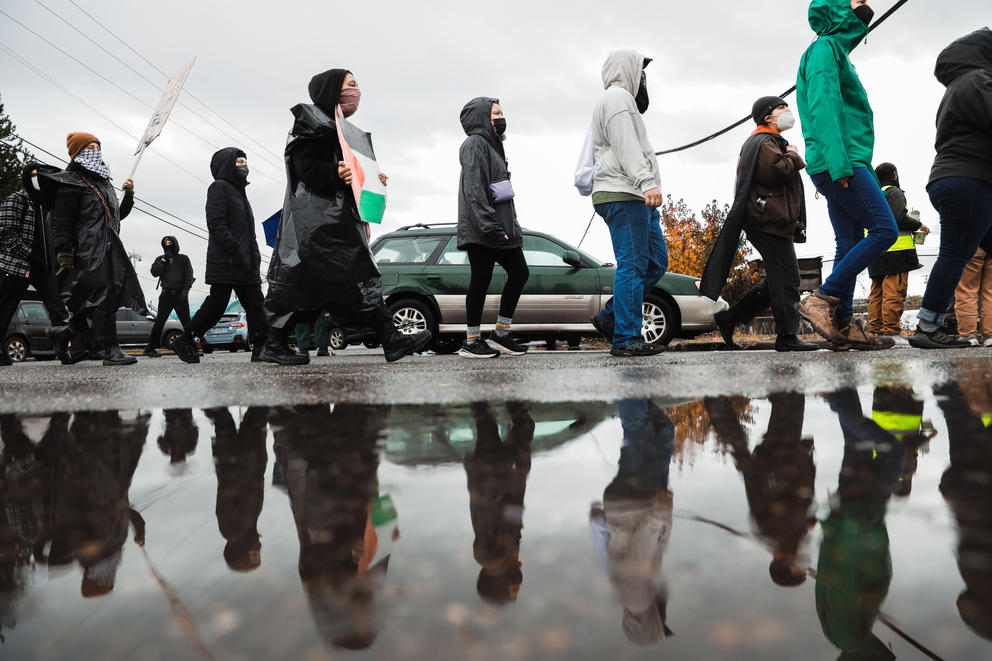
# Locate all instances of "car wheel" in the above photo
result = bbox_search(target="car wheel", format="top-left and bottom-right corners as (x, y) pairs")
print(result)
(642, 293), (676, 346)
(328, 327), (348, 351)
(363, 339), (381, 349)
(4, 336), (28, 363)
(567, 335), (582, 349)
(388, 298), (437, 338)
(162, 330), (182, 349)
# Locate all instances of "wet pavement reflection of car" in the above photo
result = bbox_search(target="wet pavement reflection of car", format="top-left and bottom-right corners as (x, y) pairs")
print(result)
(1, 372), (991, 659)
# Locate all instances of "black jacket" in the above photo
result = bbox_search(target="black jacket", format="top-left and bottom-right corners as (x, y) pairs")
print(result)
(457, 97), (523, 251)
(267, 69), (381, 323)
(49, 162), (147, 314)
(929, 28), (992, 187)
(867, 181), (923, 278)
(205, 148), (261, 285)
(150, 235), (194, 292)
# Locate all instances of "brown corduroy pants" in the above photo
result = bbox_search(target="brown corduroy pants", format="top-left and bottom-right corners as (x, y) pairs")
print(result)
(954, 248), (992, 337)
(869, 272), (909, 335)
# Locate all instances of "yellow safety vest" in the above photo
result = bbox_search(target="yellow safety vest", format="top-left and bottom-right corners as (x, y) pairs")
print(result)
(865, 186), (916, 251)
(872, 410), (923, 440)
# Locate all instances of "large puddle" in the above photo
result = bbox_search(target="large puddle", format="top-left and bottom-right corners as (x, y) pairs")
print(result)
(1, 368), (991, 659)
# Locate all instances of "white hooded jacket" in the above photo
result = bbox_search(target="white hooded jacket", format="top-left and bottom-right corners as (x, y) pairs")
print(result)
(591, 50), (661, 199)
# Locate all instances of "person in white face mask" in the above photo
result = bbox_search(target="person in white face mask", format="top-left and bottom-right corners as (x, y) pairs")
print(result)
(701, 96), (818, 352)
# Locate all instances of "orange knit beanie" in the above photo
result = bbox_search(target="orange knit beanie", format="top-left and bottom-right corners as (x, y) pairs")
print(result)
(67, 132), (100, 159)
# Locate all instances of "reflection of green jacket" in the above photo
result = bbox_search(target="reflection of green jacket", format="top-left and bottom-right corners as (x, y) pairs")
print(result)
(797, 0), (873, 182)
(816, 513), (893, 659)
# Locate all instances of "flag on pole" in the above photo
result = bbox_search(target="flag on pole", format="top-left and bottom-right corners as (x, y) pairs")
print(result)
(262, 210), (281, 247)
(134, 58), (195, 156)
(336, 107), (387, 224)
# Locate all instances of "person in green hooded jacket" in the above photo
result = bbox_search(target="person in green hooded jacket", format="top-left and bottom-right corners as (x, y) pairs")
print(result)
(794, 0), (899, 352)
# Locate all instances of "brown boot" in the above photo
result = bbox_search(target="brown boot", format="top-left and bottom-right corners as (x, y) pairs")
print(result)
(838, 318), (896, 351)
(796, 289), (844, 342)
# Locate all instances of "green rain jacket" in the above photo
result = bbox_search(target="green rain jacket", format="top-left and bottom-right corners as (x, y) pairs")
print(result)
(797, 0), (873, 182)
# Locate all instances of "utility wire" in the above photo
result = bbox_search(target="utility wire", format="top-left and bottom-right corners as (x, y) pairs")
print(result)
(654, 0), (912, 155)
(68, 0), (289, 166)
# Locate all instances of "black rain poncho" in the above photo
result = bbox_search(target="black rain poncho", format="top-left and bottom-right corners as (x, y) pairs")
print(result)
(265, 69), (382, 328)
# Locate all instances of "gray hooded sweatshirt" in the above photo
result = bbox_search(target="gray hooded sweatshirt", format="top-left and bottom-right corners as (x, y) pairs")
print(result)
(591, 50), (661, 200)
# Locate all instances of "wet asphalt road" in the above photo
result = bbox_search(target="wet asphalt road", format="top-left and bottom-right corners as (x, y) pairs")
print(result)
(2, 345), (991, 414)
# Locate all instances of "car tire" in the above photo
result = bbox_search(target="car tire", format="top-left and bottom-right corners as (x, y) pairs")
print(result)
(3, 335), (29, 363)
(202, 344), (214, 354)
(162, 330), (182, 350)
(328, 327), (348, 351)
(388, 298), (437, 340)
(567, 335), (582, 349)
(229, 346), (239, 353)
(642, 292), (676, 346)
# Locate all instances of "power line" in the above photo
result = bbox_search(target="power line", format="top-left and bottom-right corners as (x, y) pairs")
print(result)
(654, 0), (912, 155)
(67, 0), (289, 167)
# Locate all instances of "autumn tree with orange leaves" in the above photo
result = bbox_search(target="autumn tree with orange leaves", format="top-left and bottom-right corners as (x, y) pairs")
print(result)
(660, 195), (759, 306)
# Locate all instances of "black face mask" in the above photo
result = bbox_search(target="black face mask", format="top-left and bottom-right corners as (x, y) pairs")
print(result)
(235, 164), (249, 179)
(164, 243), (176, 254)
(635, 71), (649, 114)
(853, 5), (874, 26)
(492, 117), (507, 136)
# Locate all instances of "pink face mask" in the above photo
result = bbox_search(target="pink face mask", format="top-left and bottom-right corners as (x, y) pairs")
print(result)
(339, 87), (361, 118)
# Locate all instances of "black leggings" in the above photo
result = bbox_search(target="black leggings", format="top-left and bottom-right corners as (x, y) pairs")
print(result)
(466, 246), (530, 326)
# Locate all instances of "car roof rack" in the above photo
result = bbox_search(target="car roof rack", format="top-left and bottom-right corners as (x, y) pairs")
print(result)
(396, 222), (458, 231)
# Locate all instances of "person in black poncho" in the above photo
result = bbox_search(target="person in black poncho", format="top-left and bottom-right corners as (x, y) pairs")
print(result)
(258, 68), (432, 365)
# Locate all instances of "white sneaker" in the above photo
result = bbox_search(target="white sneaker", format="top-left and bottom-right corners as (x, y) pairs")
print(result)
(983, 337), (992, 348)
(962, 333), (982, 347)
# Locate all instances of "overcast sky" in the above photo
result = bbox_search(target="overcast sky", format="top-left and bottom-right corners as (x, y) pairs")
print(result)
(1, 0), (986, 306)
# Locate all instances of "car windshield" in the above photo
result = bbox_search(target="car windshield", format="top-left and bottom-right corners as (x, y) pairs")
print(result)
(373, 236), (444, 264)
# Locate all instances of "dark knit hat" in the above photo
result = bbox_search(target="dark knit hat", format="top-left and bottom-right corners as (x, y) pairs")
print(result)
(752, 96), (788, 125)
(67, 132), (100, 159)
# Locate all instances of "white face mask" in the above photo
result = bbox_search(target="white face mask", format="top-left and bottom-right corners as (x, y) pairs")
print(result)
(30, 175), (41, 191)
(773, 111), (796, 131)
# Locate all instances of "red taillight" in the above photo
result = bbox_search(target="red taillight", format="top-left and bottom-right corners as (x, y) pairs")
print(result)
(229, 322), (246, 327)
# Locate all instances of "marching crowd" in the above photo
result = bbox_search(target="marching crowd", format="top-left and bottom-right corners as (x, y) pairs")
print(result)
(1, 0), (990, 367)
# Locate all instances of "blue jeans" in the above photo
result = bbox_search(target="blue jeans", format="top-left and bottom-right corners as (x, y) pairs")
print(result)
(594, 201), (668, 347)
(918, 177), (992, 325)
(810, 168), (898, 321)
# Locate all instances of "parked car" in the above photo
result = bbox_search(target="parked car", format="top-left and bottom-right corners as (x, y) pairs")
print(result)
(203, 312), (250, 352)
(115, 308), (184, 348)
(3, 300), (56, 362)
(367, 223), (727, 352)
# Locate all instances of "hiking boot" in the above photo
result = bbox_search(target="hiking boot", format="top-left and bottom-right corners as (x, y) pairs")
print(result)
(383, 330), (433, 363)
(170, 332), (200, 364)
(610, 341), (666, 357)
(908, 326), (972, 350)
(714, 310), (738, 348)
(590, 313), (615, 343)
(142, 347), (161, 358)
(774, 335), (820, 352)
(258, 336), (310, 365)
(796, 290), (844, 342)
(458, 339), (500, 359)
(837, 319), (896, 351)
(487, 334), (528, 356)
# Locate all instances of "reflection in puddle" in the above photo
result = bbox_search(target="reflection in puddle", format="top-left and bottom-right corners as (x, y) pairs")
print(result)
(1, 378), (991, 659)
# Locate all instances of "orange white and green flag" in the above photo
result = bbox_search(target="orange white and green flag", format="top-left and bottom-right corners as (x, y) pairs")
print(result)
(336, 107), (387, 224)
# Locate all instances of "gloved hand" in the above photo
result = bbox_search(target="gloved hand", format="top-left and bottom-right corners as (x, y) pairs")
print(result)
(122, 178), (134, 194)
(57, 251), (74, 269)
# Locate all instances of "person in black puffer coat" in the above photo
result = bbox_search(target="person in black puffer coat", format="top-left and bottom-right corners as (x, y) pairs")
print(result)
(49, 132), (145, 366)
(143, 235), (194, 357)
(171, 147), (268, 364)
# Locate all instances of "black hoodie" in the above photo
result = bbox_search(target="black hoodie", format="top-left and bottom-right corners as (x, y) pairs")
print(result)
(289, 69), (352, 197)
(204, 147), (261, 285)
(456, 97), (521, 250)
(149, 235), (194, 292)
(929, 28), (992, 186)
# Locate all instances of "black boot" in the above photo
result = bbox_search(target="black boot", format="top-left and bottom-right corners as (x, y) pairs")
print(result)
(250, 333), (266, 362)
(714, 310), (739, 348)
(171, 331), (200, 364)
(258, 328), (309, 366)
(374, 306), (433, 363)
(774, 334), (820, 352)
(101, 336), (137, 366)
(47, 324), (90, 364)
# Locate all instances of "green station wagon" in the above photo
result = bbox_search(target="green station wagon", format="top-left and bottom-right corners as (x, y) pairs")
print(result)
(368, 224), (727, 352)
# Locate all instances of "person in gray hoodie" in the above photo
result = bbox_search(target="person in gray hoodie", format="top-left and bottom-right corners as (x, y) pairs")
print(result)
(588, 50), (668, 357)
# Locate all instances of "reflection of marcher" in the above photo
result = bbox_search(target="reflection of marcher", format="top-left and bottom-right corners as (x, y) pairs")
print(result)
(591, 399), (675, 646)
(816, 388), (906, 660)
(171, 148), (268, 364)
(208, 407), (268, 572)
(295, 311), (330, 356)
(936, 377), (992, 640)
(706, 393), (815, 586)
(49, 133), (145, 366)
(144, 235), (194, 357)
(156, 408), (199, 466)
(464, 402), (534, 603)
(0, 163), (71, 366)
(953, 248), (992, 346)
(870, 386), (928, 497)
(47, 410), (149, 598)
(910, 28), (992, 348)
(261, 69), (431, 365)
(272, 404), (396, 651)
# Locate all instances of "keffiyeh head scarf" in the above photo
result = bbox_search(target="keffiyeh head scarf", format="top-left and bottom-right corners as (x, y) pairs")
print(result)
(74, 148), (112, 180)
